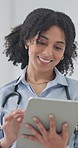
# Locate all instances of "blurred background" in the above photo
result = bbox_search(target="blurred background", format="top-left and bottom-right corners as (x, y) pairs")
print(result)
(0, 0), (78, 87)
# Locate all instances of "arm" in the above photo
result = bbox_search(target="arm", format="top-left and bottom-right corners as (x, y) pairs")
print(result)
(0, 110), (24, 148)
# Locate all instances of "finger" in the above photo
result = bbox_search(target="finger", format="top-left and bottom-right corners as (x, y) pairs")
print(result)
(25, 123), (42, 138)
(61, 123), (69, 142)
(13, 111), (25, 122)
(4, 114), (13, 122)
(3, 113), (18, 122)
(22, 134), (42, 143)
(4, 110), (24, 122)
(3, 110), (17, 121)
(12, 110), (25, 116)
(2, 121), (8, 129)
(49, 114), (56, 133)
(14, 113), (24, 119)
(33, 117), (47, 137)
(3, 110), (19, 120)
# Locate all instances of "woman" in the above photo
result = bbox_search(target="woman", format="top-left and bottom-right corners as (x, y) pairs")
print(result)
(0, 8), (78, 148)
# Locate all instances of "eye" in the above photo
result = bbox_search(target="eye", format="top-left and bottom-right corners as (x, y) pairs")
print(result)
(54, 45), (63, 51)
(36, 37), (48, 46)
(36, 40), (47, 45)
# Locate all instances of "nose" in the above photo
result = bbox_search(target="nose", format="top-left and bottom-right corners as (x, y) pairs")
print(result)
(42, 46), (53, 57)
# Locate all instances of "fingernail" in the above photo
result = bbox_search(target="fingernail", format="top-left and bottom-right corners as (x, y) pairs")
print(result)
(49, 114), (54, 118)
(64, 123), (68, 128)
(33, 117), (39, 123)
(21, 135), (24, 138)
(21, 134), (27, 138)
(25, 123), (29, 128)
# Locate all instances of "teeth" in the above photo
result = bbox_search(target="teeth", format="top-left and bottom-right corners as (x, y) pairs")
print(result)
(39, 57), (51, 63)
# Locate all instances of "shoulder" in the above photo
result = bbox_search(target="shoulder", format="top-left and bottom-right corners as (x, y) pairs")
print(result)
(65, 77), (78, 100)
(0, 79), (17, 100)
(0, 79), (16, 90)
(0, 76), (21, 91)
(66, 77), (78, 87)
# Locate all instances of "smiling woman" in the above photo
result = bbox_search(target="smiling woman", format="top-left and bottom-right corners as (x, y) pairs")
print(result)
(0, 8), (78, 148)
(4, 8), (77, 75)
(26, 25), (66, 79)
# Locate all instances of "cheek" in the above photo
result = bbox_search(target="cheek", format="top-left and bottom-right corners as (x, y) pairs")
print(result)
(28, 46), (34, 56)
(54, 55), (62, 60)
(53, 51), (64, 60)
(28, 47), (37, 60)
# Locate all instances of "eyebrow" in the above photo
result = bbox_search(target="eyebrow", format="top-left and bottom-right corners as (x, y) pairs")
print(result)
(40, 35), (65, 45)
(40, 35), (49, 40)
(56, 41), (65, 45)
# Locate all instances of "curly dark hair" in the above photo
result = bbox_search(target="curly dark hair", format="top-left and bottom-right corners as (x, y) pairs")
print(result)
(4, 8), (78, 75)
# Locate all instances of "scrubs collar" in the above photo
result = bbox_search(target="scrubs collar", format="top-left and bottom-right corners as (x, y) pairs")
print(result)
(15, 67), (68, 87)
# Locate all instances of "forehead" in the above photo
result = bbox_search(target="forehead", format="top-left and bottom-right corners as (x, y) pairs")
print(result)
(41, 26), (65, 40)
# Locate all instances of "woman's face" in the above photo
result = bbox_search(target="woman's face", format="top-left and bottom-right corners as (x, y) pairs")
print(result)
(26, 25), (66, 73)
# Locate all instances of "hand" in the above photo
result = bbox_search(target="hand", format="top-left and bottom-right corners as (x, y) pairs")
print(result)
(22, 114), (68, 148)
(1, 110), (25, 148)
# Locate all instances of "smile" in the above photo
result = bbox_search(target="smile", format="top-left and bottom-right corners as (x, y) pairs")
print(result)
(37, 56), (52, 64)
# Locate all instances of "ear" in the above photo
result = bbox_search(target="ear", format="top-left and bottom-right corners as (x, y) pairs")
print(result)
(25, 45), (28, 49)
(25, 38), (35, 49)
(61, 56), (64, 60)
(25, 40), (30, 49)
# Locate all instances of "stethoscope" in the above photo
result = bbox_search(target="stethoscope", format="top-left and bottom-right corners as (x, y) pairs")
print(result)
(0, 81), (22, 138)
(1, 84), (22, 109)
(0, 80), (78, 147)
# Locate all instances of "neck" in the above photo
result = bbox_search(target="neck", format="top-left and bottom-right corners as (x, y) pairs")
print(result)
(26, 66), (55, 85)
(27, 77), (49, 85)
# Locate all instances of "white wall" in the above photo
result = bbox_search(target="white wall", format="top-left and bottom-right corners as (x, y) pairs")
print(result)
(0, 0), (78, 87)
(0, 0), (22, 87)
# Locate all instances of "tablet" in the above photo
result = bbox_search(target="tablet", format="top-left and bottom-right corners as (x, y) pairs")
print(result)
(16, 97), (78, 148)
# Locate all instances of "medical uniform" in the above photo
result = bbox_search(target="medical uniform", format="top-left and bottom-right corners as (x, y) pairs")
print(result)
(0, 67), (78, 148)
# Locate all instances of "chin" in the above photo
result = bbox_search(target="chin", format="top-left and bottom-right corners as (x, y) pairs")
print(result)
(37, 66), (52, 73)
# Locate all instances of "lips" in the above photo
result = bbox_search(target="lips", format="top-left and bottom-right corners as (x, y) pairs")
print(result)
(37, 56), (52, 64)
